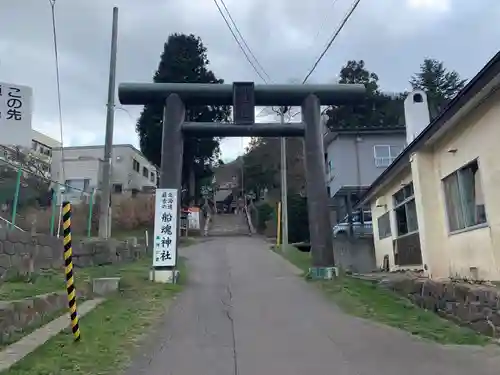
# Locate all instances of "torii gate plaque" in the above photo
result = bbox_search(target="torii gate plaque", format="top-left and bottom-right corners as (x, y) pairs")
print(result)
(119, 82), (366, 281)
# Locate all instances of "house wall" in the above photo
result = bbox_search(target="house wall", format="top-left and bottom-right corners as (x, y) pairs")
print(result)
(424, 89), (500, 280)
(325, 133), (406, 197)
(51, 145), (157, 201)
(370, 89), (500, 280)
(370, 167), (413, 270)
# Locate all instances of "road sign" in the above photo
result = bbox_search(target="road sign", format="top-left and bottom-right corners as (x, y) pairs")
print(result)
(153, 188), (178, 267)
(0, 82), (33, 147)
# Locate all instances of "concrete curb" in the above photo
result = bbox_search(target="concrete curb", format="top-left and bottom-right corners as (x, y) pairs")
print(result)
(268, 248), (304, 276)
(0, 298), (105, 372)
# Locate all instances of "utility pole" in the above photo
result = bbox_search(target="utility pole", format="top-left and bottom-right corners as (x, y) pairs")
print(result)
(98, 6), (119, 239)
(280, 106), (289, 247)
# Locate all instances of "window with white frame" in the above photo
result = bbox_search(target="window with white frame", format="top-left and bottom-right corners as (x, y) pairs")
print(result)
(442, 160), (487, 232)
(64, 178), (90, 194)
(377, 211), (391, 239)
(393, 182), (418, 236)
(132, 159), (140, 172)
(374, 145), (402, 168)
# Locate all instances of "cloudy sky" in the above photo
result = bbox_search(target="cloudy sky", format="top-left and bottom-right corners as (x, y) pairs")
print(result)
(1, 0), (499, 162)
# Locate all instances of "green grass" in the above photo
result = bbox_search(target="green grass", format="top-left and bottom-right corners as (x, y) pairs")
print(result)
(2, 258), (187, 375)
(0, 238), (197, 301)
(0, 307), (68, 350)
(272, 245), (489, 346)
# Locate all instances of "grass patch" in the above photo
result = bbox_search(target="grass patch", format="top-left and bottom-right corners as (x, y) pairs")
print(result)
(272, 245), (489, 346)
(0, 307), (68, 350)
(0, 238), (197, 301)
(2, 258), (187, 375)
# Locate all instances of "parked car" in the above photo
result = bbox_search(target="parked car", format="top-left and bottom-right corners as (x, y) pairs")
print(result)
(333, 210), (373, 238)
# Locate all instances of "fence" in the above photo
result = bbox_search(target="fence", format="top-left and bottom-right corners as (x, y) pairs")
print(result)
(0, 149), (95, 237)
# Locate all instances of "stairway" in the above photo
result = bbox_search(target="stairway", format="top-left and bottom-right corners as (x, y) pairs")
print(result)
(208, 213), (250, 237)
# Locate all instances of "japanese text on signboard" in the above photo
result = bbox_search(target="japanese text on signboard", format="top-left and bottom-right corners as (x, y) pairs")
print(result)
(153, 189), (178, 267)
(0, 85), (24, 121)
(0, 82), (33, 147)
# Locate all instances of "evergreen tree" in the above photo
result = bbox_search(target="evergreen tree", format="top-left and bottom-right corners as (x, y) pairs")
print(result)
(325, 60), (405, 130)
(136, 33), (230, 202)
(410, 58), (467, 117)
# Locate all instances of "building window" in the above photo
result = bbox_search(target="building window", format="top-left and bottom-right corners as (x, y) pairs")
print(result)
(132, 159), (140, 172)
(113, 183), (123, 194)
(393, 182), (418, 236)
(142, 166), (149, 178)
(443, 160), (486, 232)
(377, 212), (391, 239)
(150, 171), (155, 182)
(374, 145), (402, 168)
(327, 186), (331, 197)
(64, 178), (90, 194)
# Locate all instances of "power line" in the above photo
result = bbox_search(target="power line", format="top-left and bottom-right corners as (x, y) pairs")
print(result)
(218, 0), (271, 82)
(48, 0), (66, 237)
(212, 0), (269, 83)
(312, 0), (342, 42)
(302, 0), (362, 84)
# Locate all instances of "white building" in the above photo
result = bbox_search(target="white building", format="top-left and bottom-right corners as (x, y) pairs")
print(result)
(0, 129), (61, 178)
(51, 144), (158, 203)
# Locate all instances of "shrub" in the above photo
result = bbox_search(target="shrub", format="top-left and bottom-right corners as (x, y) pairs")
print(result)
(287, 193), (309, 243)
(255, 202), (274, 233)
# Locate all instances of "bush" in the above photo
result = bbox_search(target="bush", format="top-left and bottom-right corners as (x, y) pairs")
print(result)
(287, 193), (309, 243)
(255, 202), (274, 233)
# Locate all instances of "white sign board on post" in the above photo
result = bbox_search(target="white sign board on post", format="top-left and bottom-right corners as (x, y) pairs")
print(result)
(0, 82), (33, 147)
(153, 188), (178, 267)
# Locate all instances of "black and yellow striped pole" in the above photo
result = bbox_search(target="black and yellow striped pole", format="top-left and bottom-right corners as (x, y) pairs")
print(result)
(62, 201), (81, 342)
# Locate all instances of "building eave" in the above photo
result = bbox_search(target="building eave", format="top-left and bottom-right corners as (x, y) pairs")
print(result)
(355, 50), (500, 209)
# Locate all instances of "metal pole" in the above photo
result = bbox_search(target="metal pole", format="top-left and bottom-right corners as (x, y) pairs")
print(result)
(10, 166), (22, 229)
(49, 189), (57, 236)
(280, 108), (289, 247)
(98, 6), (118, 239)
(302, 94), (335, 268)
(240, 138), (245, 210)
(87, 188), (96, 238)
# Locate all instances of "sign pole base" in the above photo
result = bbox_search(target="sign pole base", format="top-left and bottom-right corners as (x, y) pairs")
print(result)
(149, 266), (179, 284)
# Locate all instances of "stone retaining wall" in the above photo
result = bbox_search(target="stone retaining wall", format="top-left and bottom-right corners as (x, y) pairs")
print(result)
(0, 228), (146, 281)
(0, 287), (91, 345)
(379, 274), (500, 337)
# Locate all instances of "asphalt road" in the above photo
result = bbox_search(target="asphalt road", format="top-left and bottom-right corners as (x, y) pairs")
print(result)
(124, 236), (500, 375)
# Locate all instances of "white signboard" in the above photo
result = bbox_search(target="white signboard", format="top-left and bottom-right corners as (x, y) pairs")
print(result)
(153, 188), (178, 267)
(187, 208), (200, 230)
(0, 82), (33, 147)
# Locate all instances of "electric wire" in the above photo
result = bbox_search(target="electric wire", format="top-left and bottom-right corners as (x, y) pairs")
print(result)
(302, 0), (362, 84)
(218, 0), (271, 83)
(213, 0), (273, 194)
(212, 0), (269, 83)
(312, 0), (342, 42)
(49, 0), (66, 237)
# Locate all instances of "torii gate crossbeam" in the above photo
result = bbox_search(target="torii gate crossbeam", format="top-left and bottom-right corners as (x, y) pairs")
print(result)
(118, 82), (366, 281)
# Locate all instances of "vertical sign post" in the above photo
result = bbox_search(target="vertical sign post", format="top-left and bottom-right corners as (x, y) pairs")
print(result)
(153, 189), (178, 281)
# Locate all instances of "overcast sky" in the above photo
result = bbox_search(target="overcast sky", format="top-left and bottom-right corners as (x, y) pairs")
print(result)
(1, 0), (499, 162)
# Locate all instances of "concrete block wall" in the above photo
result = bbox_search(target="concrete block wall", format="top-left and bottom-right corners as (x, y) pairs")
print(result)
(0, 228), (146, 281)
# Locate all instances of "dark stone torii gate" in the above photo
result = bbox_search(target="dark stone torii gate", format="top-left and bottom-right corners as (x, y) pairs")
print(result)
(118, 82), (365, 278)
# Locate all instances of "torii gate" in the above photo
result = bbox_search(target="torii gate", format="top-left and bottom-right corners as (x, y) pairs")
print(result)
(118, 82), (366, 281)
